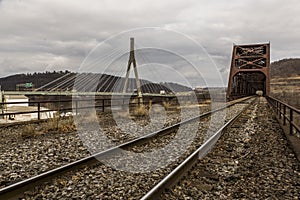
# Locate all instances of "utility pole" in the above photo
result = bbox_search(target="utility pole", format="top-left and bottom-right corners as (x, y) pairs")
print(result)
(123, 38), (143, 104)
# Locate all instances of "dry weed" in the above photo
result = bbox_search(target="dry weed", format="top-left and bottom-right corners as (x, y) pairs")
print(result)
(133, 104), (148, 117)
(21, 125), (37, 138)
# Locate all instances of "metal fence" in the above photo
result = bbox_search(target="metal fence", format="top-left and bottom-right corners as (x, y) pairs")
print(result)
(267, 96), (300, 137)
(0, 97), (173, 122)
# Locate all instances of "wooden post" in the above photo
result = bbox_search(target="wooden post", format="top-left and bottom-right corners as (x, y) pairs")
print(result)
(0, 87), (3, 119)
(75, 100), (78, 115)
(38, 102), (41, 120)
(102, 99), (105, 112)
(149, 98), (152, 108)
(279, 103), (281, 119)
(289, 110), (293, 135)
(283, 105), (286, 125)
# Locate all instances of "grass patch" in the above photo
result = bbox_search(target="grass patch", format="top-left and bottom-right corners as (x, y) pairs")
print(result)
(162, 101), (171, 110)
(79, 111), (99, 124)
(21, 125), (37, 138)
(45, 114), (76, 133)
(133, 104), (149, 117)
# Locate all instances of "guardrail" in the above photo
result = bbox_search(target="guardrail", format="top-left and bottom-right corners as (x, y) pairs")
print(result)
(0, 98), (111, 120)
(0, 97), (173, 122)
(0, 93), (222, 123)
(266, 96), (300, 136)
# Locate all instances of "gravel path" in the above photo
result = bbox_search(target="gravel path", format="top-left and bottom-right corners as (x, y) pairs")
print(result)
(19, 100), (251, 199)
(161, 97), (300, 199)
(0, 124), (89, 188)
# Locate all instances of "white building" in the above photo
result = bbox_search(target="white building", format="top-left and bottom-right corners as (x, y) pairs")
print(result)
(4, 95), (29, 107)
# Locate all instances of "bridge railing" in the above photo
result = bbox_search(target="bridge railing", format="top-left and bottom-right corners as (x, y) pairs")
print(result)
(0, 99), (103, 121)
(266, 96), (300, 137)
(0, 98), (107, 121)
(0, 97), (172, 122)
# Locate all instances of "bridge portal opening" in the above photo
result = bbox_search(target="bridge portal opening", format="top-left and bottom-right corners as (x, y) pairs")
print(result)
(230, 71), (267, 97)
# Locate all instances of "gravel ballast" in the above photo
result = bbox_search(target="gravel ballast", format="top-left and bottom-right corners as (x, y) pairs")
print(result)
(161, 97), (300, 199)
(18, 100), (251, 199)
(0, 104), (210, 188)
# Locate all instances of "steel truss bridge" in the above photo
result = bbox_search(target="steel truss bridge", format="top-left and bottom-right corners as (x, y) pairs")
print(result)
(227, 43), (270, 100)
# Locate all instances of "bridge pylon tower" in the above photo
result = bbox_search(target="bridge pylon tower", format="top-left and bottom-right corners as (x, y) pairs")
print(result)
(123, 38), (143, 103)
(227, 43), (270, 100)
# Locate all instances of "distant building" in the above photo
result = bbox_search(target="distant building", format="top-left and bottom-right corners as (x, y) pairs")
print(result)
(16, 82), (34, 91)
(194, 87), (205, 92)
(4, 95), (29, 107)
(160, 90), (166, 95)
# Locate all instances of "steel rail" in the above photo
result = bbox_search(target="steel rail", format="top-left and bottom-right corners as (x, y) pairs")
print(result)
(0, 96), (253, 200)
(141, 97), (255, 200)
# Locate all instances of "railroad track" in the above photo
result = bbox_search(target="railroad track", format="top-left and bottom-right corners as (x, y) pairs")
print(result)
(0, 96), (255, 199)
(141, 98), (254, 199)
(160, 97), (300, 199)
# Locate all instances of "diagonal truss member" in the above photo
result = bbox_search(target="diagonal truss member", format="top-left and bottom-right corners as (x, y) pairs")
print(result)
(122, 38), (143, 103)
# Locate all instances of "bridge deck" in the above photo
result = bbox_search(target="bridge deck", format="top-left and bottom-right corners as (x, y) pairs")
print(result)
(1, 91), (176, 98)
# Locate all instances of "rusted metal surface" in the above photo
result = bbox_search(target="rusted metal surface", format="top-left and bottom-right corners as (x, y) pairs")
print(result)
(227, 43), (270, 100)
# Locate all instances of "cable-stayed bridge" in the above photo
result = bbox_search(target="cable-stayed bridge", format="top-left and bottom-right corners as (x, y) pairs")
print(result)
(2, 38), (199, 101)
(2, 72), (179, 98)
(1, 38), (195, 99)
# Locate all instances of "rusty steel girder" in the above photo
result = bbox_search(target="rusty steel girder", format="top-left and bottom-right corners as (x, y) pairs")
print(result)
(227, 43), (270, 100)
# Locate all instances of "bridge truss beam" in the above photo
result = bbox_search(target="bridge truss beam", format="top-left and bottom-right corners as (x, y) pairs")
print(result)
(227, 43), (270, 100)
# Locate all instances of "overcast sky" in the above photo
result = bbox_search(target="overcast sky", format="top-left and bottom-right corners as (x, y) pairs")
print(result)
(0, 0), (299, 87)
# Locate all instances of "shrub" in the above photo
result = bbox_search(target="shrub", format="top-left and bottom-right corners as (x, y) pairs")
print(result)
(162, 101), (171, 109)
(22, 125), (36, 138)
(45, 113), (76, 133)
(133, 104), (148, 117)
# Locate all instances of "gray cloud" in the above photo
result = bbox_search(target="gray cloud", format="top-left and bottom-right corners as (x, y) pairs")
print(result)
(0, 0), (299, 87)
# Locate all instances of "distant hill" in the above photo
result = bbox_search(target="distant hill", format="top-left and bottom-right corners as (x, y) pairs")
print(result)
(0, 71), (71, 91)
(161, 82), (193, 92)
(0, 71), (192, 93)
(270, 58), (300, 109)
(271, 58), (300, 78)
